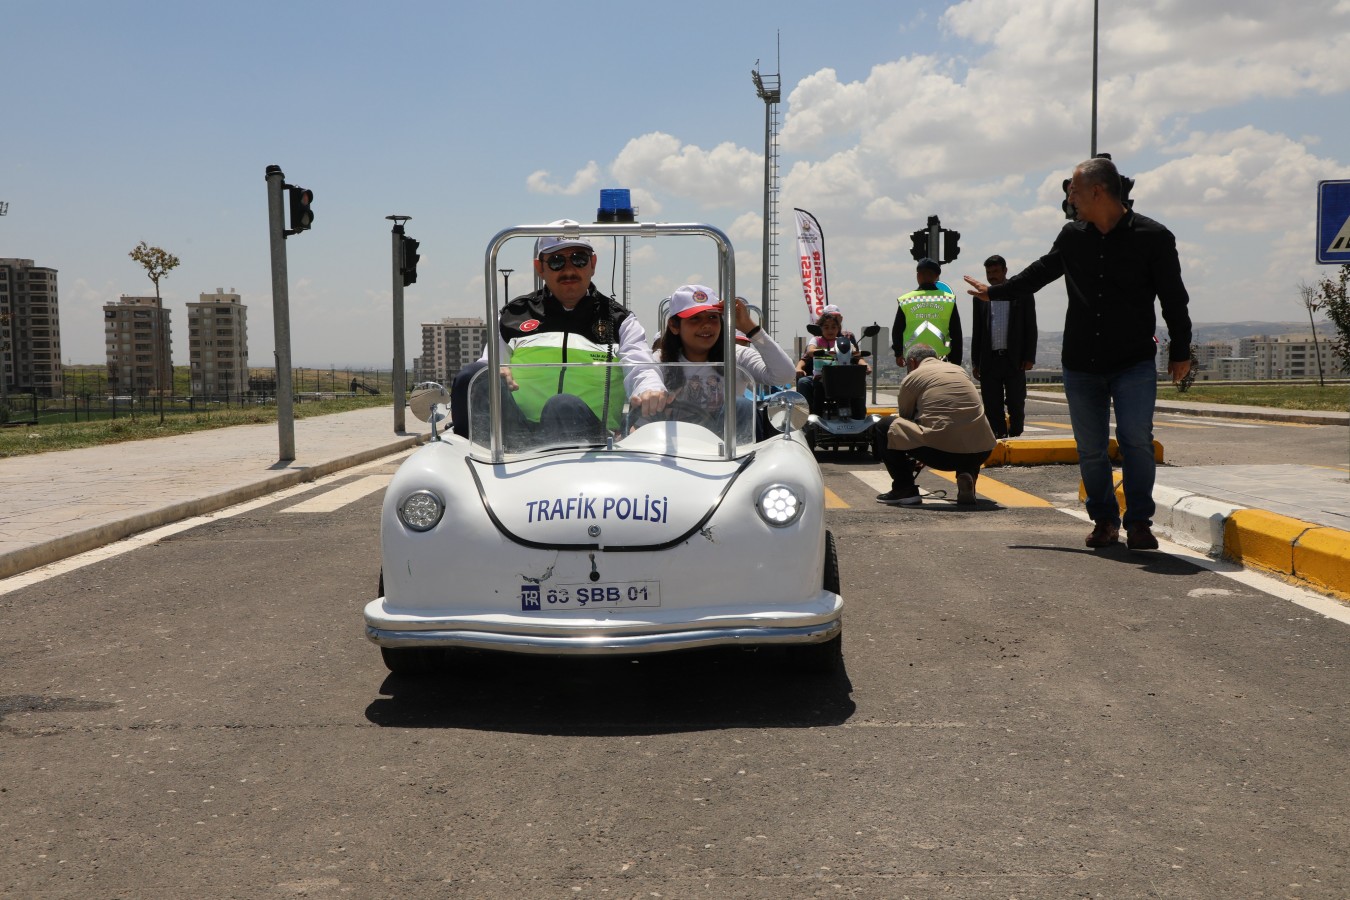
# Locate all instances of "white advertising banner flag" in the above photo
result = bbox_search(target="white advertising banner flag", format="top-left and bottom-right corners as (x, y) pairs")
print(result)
(794, 208), (828, 324)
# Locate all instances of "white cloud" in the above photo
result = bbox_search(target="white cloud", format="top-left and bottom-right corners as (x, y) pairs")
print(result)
(1146, 127), (1350, 234)
(526, 161), (601, 196)
(610, 132), (762, 208)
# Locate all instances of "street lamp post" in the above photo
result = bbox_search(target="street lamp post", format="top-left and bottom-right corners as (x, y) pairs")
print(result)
(1091, 0), (1099, 157)
(499, 268), (513, 304)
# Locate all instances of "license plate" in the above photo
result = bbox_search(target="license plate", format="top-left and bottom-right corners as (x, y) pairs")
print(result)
(519, 581), (660, 612)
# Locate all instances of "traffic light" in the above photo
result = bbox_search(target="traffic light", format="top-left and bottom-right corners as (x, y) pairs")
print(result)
(942, 229), (961, 263)
(1061, 178), (1076, 220)
(909, 229), (926, 260)
(287, 186), (314, 233)
(1120, 173), (1135, 210)
(401, 236), (420, 287)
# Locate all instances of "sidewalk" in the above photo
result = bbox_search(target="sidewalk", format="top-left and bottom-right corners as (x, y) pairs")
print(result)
(0, 407), (425, 579)
(1, 402), (1347, 598)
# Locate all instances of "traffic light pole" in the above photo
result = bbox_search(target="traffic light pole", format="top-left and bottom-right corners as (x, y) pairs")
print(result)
(388, 216), (410, 433)
(265, 165), (296, 461)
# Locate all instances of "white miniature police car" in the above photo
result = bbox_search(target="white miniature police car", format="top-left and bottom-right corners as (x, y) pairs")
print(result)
(363, 221), (842, 675)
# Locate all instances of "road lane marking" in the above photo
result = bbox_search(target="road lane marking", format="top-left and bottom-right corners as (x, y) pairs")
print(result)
(925, 469), (1054, 507)
(824, 487), (849, 509)
(849, 469), (1050, 507)
(281, 475), (390, 513)
(1027, 420), (1073, 430)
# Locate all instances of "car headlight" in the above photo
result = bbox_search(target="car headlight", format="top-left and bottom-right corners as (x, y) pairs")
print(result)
(398, 490), (445, 532)
(756, 484), (804, 527)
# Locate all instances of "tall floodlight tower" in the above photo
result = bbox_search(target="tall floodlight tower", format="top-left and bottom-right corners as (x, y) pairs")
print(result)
(752, 52), (781, 339)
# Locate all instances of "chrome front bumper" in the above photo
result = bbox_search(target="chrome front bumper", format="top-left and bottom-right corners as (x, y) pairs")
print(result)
(365, 619), (841, 656)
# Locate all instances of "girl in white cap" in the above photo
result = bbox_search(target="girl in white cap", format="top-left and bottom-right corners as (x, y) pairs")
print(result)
(656, 285), (796, 437)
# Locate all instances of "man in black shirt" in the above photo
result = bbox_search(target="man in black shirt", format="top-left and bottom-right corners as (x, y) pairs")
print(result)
(964, 157), (1191, 551)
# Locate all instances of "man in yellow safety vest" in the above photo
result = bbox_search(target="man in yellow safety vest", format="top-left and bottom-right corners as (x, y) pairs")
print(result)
(891, 257), (963, 368)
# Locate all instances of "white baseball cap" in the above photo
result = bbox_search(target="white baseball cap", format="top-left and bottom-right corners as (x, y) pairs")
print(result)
(668, 284), (721, 319)
(535, 219), (595, 257)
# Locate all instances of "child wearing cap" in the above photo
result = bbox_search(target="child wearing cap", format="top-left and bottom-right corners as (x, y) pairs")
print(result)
(656, 285), (796, 438)
(795, 305), (869, 418)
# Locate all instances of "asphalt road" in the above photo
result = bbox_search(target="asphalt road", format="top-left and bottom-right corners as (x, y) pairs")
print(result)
(2, 401), (1347, 898)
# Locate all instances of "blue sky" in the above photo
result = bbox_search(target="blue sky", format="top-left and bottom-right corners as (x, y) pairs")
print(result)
(5, 0), (1350, 366)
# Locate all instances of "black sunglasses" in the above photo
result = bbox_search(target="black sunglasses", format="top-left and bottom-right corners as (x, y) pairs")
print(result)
(542, 250), (593, 271)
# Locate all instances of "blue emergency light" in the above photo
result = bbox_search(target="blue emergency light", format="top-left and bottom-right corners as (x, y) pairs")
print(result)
(597, 188), (636, 223)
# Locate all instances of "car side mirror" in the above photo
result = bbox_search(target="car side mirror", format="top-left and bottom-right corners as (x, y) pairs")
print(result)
(766, 390), (811, 438)
(409, 382), (450, 436)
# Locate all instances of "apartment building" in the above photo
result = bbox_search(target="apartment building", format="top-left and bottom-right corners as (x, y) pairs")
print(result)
(187, 289), (249, 398)
(104, 295), (172, 396)
(1238, 334), (1345, 380)
(420, 317), (487, 384)
(0, 258), (64, 398)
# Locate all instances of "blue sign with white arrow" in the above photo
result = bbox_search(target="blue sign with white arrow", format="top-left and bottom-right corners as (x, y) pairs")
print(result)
(1317, 180), (1350, 264)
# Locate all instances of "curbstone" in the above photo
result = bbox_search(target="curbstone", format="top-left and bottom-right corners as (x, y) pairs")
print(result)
(1293, 527), (1350, 599)
(1150, 485), (1194, 545)
(985, 438), (1162, 468)
(984, 438), (1078, 467)
(1168, 494), (1244, 555)
(1223, 509), (1309, 579)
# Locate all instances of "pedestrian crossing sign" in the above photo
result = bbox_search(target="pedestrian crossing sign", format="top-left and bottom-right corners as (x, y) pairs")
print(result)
(1317, 180), (1350, 264)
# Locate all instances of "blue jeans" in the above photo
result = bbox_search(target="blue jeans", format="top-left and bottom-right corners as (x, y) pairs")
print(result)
(1062, 359), (1157, 527)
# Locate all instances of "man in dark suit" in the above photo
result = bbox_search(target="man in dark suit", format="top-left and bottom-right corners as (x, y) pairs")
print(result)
(970, 254), (1037, 438)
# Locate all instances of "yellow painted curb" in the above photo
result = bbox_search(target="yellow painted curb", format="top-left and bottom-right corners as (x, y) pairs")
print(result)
(1293, 527), (1350, 598)
(986, 438), (1163, 468)
(985, 438), (1079, 467)
(1223, 509), (1308, 577)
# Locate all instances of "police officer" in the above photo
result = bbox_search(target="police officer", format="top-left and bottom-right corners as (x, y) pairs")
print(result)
(892, 257), (963, 368)
(451, 220), (669, 441)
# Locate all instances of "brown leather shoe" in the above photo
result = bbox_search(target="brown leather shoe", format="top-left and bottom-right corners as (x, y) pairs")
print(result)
(1085, 521), (1120, 548)
(1126, 523), (1159, 551)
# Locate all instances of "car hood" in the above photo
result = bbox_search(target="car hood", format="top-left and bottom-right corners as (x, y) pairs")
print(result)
(467, 451), (753, 551)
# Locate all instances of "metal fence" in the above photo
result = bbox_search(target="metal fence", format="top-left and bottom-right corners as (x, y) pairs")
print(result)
(0, 392), (381, 427)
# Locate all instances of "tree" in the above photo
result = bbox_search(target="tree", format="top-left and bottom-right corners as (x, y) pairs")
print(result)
(1315, 264), (1350, 373)
(128, 241), (180, 299)
(1297, 280), (1326, 387)
(128, 241), (180, 423)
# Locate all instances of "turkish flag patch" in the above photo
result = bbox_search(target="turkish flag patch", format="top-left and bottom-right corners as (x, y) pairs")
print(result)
(520, 319), (541, 333)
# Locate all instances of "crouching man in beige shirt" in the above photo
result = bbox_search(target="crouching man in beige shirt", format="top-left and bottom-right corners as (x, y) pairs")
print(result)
(873, 344), (997, 507)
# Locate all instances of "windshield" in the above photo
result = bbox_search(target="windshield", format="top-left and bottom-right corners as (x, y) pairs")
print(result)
(465, 360), (762, 460)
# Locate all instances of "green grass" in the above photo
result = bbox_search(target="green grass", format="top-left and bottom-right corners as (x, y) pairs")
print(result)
(0, 395), (391, 458)
(1030, 382), (1349, 413)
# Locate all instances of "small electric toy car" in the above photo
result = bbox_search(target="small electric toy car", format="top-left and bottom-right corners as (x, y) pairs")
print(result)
(801, 325), (883, 457)
(363, 221), (843, 675)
